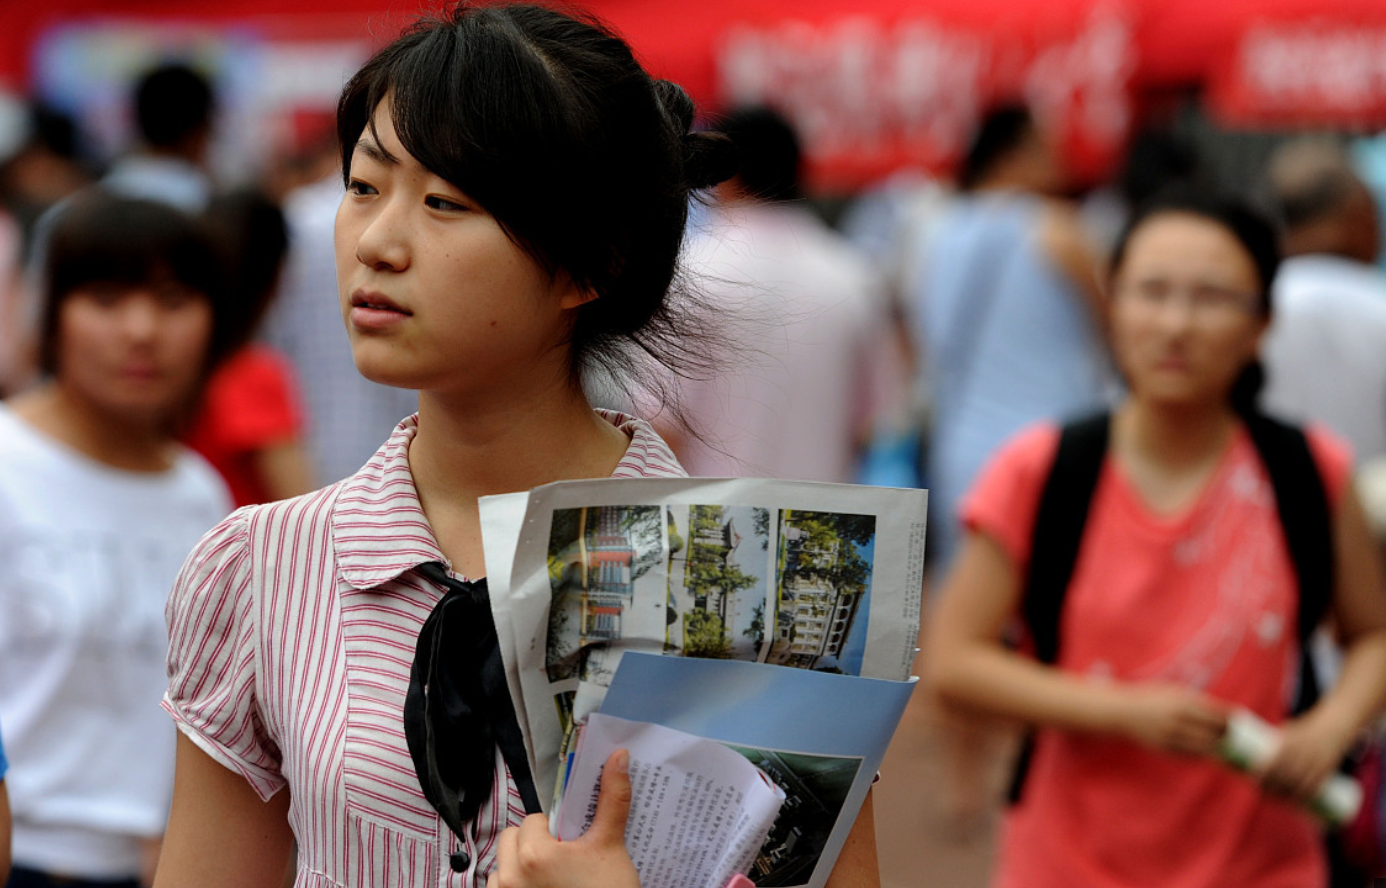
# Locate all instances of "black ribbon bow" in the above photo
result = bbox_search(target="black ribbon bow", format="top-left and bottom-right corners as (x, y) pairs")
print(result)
(404, 562), (542, 845)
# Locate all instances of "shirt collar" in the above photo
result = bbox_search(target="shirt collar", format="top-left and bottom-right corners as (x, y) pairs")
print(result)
(332, 409), (684, 590)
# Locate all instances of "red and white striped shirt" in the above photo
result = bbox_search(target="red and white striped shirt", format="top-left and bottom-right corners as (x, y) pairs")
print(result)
(164, 410), (684, 887)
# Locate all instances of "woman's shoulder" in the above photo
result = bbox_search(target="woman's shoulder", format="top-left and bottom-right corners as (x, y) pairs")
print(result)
(180, 478), (353, 574)
(596, 408), (687, 478)
(988, 421), (1066, 477)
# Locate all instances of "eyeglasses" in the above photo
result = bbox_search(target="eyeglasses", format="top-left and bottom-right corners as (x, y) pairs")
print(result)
(1116, 279), (1263, 318)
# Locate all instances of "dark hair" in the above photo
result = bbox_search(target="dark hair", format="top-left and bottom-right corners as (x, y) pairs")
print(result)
(135, 63), (215, 149)
(336, 2), (739, 385)
(1118, 129), (1201, 209)
(40, 190), (231, 375)
(958, 104), (1036, 192)
(202, 187), (290, 352)
(716, 106), (801, 202)
(1109, 188), (1281, 416)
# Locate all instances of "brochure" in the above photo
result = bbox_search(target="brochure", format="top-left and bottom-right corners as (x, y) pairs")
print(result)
(477, 477), (927, 886)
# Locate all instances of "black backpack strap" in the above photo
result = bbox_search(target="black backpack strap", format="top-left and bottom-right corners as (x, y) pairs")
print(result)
(1008, 412), (1110, 803)
(1242, 412), (1334, 713)
(1022, 413), (1112, 664)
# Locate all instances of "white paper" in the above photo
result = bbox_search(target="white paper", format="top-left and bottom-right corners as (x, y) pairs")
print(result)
(556, 713), (785, 888)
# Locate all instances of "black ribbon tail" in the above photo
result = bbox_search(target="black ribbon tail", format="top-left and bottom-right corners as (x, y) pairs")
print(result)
(404, 561), (542, 844)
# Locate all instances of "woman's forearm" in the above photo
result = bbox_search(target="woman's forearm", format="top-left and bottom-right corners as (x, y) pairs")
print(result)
(929, 641), (1127, 736)
(1305, 629), (1386, 746)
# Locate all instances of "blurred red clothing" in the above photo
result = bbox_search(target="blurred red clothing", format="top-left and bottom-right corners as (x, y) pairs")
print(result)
(965, 421), (1350, 888)
(185, 344), (305, 507)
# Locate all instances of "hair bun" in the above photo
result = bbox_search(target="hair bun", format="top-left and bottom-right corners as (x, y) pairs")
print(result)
(652, 79), (739, 190)
(683, 131), (739, 191)
(653, 79), (695, 135)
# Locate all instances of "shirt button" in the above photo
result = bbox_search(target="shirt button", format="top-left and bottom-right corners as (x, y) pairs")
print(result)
(450, 850), (471, 873)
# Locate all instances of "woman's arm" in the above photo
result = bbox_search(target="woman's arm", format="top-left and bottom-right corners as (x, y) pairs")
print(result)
(822, 788), (878, 888)
(925, 530), (1228, 755)
(153, 733), (294, 888)
(1262, 483), (1386, 799)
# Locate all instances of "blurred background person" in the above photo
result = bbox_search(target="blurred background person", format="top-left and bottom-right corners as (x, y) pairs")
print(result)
(669, 106), (893, 483)
(259, 132), (418, 486)
(907, 103), (1114, 575)
(927, 191), (1386, 888)
(0, 191), (232, 888)
(184, 187), (314, 507)
(0, 96), (91, 397)
(101, 62), (216, 213)
(1261, 137), (1386, 469)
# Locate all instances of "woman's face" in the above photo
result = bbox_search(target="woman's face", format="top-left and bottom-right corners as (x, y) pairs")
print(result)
(55, 280), (212, 425)
(334, 100), (590, 396)
(1110, 212), (1269, 410)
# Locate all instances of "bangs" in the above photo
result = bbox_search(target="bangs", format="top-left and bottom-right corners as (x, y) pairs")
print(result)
(336, 6), (624, 283)
(46, 194), (219, 301)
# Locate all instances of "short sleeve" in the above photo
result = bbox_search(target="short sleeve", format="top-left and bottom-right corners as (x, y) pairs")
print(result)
(957, 423), (1063, 573)
(162, 510), (286, 800)
(1306, 424), (1353, 512)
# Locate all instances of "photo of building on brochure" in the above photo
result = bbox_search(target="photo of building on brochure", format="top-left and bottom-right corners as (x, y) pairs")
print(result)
(768, 510), (877, 674)
(725, 745), (862, 888)
(665, 505), (773, 661)
(544, 505), (666, 684)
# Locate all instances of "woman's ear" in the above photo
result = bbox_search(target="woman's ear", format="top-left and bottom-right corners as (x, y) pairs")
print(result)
(557, 277), (599, 310)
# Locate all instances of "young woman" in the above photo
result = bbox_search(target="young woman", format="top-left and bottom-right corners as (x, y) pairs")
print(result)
(926, 192), (1386, 887)
(0, 192), (233, 887)
(153, 5), (880, 887)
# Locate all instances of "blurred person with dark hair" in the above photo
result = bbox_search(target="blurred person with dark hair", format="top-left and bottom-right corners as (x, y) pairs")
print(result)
(102, 63), (216, 213)
(0, 191), (231, 887)
(928, 189), (1386, 888)
(909, 103), (1113, 571)
(1261, 137), (1386, 468)
(183, 188), (314, 507)
(0, 97), (91, 397)
(671, 106), (890, 483)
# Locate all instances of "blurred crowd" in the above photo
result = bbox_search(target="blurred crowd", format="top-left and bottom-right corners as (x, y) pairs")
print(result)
(2, 39), (1386, 888)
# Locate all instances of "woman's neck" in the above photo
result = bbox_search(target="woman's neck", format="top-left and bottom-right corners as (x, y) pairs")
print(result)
(407, 378), (630, 576)
(1115, 396), (1238, 470)
(7, 383), (177, 472)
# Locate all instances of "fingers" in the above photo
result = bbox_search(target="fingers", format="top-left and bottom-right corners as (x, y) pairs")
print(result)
(489, 824), (520, 888)
(1260, 746), (1333, 801)
(582, 749), (633, 847)
(1161, 699), (1227, 756)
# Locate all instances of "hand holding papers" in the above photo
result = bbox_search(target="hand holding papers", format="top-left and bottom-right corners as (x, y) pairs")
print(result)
(557, 714), (786, 888)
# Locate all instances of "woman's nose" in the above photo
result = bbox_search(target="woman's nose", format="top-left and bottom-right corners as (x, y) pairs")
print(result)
(354, 200), (411, 271)
(119, 294), (162, 340)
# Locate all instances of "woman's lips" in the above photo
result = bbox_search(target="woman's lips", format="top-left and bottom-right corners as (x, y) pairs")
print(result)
(350, 290), (412, 331)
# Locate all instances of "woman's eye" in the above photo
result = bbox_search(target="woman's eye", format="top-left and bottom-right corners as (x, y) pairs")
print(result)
(425, 195), (467, 212)
(346, 179), (377, 197)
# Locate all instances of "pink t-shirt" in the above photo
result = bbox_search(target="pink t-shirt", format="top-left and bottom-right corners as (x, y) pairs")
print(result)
(961, 421), (1351, 888)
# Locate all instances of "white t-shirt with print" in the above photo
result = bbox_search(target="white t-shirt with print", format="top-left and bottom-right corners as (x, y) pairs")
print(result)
(0, 403), (231, 878)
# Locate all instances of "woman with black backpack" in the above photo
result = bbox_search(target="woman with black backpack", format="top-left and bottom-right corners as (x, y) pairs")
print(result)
(926, 190), (1386, 888)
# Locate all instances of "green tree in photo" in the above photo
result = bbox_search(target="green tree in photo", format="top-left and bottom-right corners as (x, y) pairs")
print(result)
(744, 600), (765, 653)
(683, 609), (732, 658)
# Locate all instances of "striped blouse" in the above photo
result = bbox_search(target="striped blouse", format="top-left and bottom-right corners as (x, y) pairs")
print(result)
(163, 410), (685, 888)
